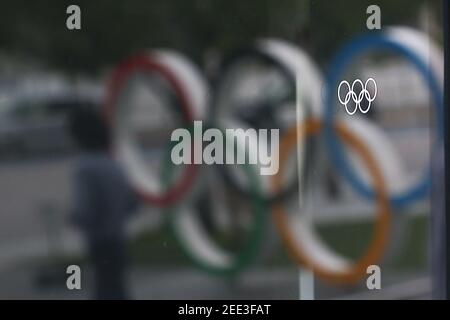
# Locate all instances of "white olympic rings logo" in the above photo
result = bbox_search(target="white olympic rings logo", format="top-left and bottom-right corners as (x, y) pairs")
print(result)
(337, 78), (377, 115)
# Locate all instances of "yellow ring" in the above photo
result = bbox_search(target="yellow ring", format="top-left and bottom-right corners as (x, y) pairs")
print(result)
(271, 118), (391, 284)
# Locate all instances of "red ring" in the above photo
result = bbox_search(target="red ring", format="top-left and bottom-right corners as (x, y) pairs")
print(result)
(103, 54), (198, 207)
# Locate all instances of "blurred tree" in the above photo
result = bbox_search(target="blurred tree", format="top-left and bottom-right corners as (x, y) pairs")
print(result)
(0, 0), (438, 74)
(309, 0), (441, 66)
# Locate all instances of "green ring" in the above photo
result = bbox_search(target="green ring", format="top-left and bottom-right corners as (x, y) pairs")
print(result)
(160, 123), (267, 277)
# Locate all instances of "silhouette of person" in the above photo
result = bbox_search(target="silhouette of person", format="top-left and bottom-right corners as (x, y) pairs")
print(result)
(68, 105), (138, 299)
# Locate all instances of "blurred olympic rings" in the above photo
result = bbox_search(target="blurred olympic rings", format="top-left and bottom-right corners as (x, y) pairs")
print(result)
(272, 118), (391, 284)
(104, 52), (206, 207)
(162, 123), (266, 276)
(101, 26), (441, 284)
(324, 27), (444, 208)
(160, 118), (392, 283)
(211, 39), (323, 204)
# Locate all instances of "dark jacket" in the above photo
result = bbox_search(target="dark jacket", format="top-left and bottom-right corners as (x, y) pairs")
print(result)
(71, 153), (138, 243)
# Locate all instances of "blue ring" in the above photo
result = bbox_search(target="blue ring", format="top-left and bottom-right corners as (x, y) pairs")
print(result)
(324, 32), (443, 208)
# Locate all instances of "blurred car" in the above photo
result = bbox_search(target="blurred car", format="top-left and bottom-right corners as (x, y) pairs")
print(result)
(0, 75), (102, 158)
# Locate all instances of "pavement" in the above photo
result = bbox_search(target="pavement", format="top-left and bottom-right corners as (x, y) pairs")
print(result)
(0, 261), (430, 300)
(0, 155), (432, 300)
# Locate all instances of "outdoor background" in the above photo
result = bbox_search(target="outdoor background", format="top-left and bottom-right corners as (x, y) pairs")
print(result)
(0, 0), (444, 299)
